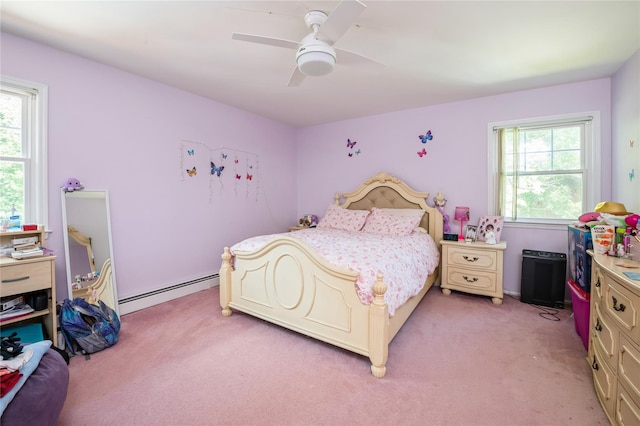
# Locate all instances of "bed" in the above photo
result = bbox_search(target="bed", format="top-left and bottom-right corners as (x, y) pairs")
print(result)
(219, 172), (443, 378)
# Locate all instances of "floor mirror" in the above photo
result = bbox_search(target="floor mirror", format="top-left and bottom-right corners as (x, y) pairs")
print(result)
(61, 190), (119, 315)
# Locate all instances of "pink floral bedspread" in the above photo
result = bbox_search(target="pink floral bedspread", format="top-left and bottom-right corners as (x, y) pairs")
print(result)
(230, 228), (440, 316)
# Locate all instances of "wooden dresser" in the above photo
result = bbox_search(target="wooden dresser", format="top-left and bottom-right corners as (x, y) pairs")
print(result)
(440, 240), (507, 305)
(588, 252), (640, 424)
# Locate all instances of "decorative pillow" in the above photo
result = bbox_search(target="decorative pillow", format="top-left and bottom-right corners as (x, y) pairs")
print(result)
(363, 208), (422, 236)
(317, 204), (370, 232)
(379, 208), (425, 219)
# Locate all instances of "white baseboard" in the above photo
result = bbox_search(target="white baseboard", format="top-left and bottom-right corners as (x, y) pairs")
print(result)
(118, 275), (219, 316)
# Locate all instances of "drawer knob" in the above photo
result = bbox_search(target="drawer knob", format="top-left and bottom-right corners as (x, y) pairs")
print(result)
(595, 317), (602, 332)
(1, 276), (30, 283)
(591, 355), (599, 371)
(462, 256), (479, 262)
(611, 296), (626, 312)
(595, 277), (601, 288)
(462, 275), (478, 283)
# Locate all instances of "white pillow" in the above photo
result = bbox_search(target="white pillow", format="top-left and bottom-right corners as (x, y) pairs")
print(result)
(362, 208), (421, 236)
(380, 208), (425, 233)
(317, 204), (370, 231)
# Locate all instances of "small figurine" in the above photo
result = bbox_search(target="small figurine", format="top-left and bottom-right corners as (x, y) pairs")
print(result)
(485, 224), (497, 245)
(433, 192), (451, 234)
(62, 177), (84, 192)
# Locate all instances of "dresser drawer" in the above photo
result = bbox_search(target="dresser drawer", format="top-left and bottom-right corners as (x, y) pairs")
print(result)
(617, 384), (640, 426)
(619, 334), (640, 406)
(447, 247), (498, 271)
(591, 264), (606, 304)
(0, 259), (53, 295)
(604, 276), (639, 341)
(591, 337), (617, 418)
(446, 267), (497, 293)
(592, 300), (618, 371)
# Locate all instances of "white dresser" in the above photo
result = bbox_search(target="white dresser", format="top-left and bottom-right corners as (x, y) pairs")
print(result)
(588, 252), (640, 424)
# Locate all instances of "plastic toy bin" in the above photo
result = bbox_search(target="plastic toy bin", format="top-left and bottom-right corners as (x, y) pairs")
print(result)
(568, 279), (590, 350)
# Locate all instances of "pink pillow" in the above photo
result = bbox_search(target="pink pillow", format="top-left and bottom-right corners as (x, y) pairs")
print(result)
(317, 204), (370, 231)
(362, 208), (421, 236)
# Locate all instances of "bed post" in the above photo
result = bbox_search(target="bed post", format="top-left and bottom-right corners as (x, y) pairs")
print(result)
(220, 247), (233, 317)
(369, 273), (388, 378)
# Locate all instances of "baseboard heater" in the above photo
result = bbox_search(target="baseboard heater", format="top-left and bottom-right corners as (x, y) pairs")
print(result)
(118, 273), (219, 315)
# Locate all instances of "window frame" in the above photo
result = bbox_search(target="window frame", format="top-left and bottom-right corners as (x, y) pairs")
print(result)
(0, 75), (49, 230)
(487, 111), (601, 230)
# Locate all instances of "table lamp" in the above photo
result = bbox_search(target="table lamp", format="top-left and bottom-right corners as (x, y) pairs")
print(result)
(454, 206), (470, 241)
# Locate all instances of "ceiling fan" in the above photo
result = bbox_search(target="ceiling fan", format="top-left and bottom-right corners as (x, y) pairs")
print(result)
(231, 0), (381, 87)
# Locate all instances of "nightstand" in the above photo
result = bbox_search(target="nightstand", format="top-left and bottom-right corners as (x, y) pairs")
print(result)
(440, 240), (507, 305)
(289, 225), (310, 232)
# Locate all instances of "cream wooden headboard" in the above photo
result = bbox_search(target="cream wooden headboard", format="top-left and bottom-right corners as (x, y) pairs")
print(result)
(334, 172), (443, 247)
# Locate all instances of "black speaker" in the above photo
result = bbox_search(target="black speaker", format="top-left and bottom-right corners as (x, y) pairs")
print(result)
(520, 250), (567, 308)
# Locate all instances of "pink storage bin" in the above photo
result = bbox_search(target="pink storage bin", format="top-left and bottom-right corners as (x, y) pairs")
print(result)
(568, 279), (590, 350)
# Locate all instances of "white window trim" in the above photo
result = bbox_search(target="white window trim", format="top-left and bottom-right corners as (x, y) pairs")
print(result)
(1, 75), (49, 231)
(487, 111), (601, 230)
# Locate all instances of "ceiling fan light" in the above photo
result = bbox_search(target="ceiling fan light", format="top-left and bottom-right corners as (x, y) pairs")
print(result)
(297, 50), (336, 76)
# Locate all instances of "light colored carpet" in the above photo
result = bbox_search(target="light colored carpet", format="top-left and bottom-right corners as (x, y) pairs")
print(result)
(58, 285), (608, 426)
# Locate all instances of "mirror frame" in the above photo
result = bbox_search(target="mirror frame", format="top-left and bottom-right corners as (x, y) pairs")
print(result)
(61, 189), (119, 315)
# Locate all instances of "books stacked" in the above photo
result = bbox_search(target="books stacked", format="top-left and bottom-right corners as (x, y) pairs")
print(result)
(9, 236), (44, 259)
(0, 296), (34, 322)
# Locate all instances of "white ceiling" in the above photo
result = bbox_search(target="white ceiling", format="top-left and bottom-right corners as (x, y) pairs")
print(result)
(1, 1), (639, 127)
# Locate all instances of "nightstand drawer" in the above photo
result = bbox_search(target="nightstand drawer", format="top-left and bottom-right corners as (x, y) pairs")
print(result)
(446, 246), (498, 271)
(446, 267), (497, 293)
(1, 259), (53, 295)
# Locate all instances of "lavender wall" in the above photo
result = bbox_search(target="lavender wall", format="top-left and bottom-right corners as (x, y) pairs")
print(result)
(612, 49), (640, 213)
(1, 33), (298, 302)
(296, 79), (613, 295)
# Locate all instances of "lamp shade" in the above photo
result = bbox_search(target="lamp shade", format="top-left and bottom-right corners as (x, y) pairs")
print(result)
(454, 207), (470, 222)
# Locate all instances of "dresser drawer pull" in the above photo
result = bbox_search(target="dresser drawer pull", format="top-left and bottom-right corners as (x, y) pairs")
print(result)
(591, 355), (599, 371)
(595, 317), (602, 332)
(462, 256), (479, 262)
(462, 276), (478, 283)
(611, 296), (626, 312)
(1, 275), (30, 283)
(595, 277), (601, 288)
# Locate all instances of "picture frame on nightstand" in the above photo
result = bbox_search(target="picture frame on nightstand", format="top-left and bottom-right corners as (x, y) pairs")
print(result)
(477, 215), (504, 242)
(464, 225), (477, 242)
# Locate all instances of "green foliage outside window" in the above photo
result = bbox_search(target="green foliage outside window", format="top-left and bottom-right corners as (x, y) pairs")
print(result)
(0, 92), (25, 220)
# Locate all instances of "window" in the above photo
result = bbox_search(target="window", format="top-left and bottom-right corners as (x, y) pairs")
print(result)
(0, 76), (48, 229)
(488, 112), (600, 226)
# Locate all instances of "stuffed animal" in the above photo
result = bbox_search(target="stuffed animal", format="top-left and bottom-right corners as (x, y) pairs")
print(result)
(62, 177), (84, 192)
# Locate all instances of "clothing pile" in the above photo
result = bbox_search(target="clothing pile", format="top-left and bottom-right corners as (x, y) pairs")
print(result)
(0, 333), (30, 397)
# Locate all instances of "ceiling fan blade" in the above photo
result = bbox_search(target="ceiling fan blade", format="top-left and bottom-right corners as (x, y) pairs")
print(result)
(317, 0), (367, 45)
(336, 47), (385, 69)
(287, 66), (306, 87)
(232, 33), (299, 50)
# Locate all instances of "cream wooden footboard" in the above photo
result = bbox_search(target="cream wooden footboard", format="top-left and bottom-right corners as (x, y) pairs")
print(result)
(219, 172), (443, 378)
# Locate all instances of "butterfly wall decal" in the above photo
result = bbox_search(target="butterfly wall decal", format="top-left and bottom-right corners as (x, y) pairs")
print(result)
(234, 158), (239, 164)
(631, 168), (635, 181)
(631, 140), (635, 148)
(221, 153), (228, 160)
(235, 174), (242, 180)
(186, 167), (197, 177)
(347, 139), (357, 149)
(348, 152), (353, 157)
(246, 174), (253, 181)
(417, 148), (427, 157)
(419, 130), (433, 144)
(187, 149), (194, 156)
(355, 149), (361, 155)
(210, 162), (225, 177)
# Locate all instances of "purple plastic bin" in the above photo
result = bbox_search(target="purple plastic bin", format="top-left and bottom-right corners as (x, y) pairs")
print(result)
(568, 279), (590, 350)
